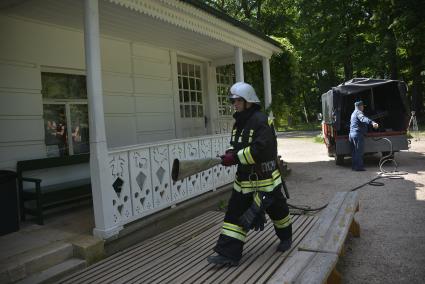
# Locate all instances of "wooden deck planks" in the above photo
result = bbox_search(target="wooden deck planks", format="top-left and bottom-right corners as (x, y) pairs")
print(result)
(196, 220), (280, 284)
(94, 214), (223, 284)
(244, 216), (318, 284)
(60, 211), (222, 284)
(60, 211), (318, 284)
(125, 223), (222, 283)
(206, 216), (306, 284)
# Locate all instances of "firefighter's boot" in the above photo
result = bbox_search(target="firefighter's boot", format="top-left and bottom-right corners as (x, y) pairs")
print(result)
(207, 254), (239, 266)
(277, 239), (292, 252)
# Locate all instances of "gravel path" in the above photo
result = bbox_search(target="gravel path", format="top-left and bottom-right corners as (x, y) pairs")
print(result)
(277, 132), (425, 283)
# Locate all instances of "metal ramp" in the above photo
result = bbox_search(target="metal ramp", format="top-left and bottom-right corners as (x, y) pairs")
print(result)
(59, 211), (317, 284)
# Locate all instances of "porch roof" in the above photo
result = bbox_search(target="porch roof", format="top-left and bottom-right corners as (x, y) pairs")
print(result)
(1, 0), (282, 64)
(180, 0), (281, 49)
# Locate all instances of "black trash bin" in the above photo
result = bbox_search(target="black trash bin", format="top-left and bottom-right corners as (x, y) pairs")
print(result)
(0, 170), (19, 236)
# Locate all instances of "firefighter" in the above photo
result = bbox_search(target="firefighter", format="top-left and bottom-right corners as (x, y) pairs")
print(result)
(207, 82), (292, 266)
(349, 100), (379, 171)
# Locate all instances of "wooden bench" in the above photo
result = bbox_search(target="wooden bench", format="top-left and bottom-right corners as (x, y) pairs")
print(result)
(17, 154), (91, 225)
(268, 191), (360, 284)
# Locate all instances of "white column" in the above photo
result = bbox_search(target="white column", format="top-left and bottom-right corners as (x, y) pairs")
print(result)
(84, 0), (122, 239)
(262, 57), (272, 110)
(170, 51), (182, 138)
(234, 47), (244, 82)
(206, 63), (219, 134)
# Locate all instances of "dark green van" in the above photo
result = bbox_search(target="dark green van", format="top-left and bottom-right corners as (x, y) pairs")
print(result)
(321, 78), (410, 165)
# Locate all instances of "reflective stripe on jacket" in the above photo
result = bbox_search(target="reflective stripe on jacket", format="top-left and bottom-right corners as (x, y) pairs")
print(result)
(230, 108), (281, 193)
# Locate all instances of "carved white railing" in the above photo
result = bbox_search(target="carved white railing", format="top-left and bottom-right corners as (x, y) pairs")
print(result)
(214, 117), (234, 134)
(106, 134), (236, 227)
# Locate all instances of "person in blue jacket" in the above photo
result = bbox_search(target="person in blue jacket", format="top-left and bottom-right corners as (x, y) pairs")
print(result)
(349, 100), (379, 171)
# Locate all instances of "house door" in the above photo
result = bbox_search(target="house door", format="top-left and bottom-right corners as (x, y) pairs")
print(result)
(177, 59), (207, 138)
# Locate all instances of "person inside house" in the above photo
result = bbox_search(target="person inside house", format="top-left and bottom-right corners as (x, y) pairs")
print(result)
(45, 119), (60, 157)
(349, 100), (379, 171)
(72, 124), (82, 153)
(56, 119), (67, 156)
(207, 82), (292, 266)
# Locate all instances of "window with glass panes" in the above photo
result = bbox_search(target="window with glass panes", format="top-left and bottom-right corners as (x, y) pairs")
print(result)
(216, 66), (235, 116)
(177, 62), (203, 118)
(41, 72), (90, 157)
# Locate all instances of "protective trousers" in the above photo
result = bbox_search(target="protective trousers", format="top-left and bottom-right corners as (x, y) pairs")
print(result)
(349, 133), (364, 170)
(213, 186), (292, 261)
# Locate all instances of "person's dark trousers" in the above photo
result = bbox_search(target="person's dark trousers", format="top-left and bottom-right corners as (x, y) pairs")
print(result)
(213, 187), (292, 261)
(213, 190), (251, 261)
(266, 189), (292, 241)
(349, 133), (365, 170)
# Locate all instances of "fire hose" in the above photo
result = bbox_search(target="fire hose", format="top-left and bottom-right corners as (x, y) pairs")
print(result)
(287, 137), (408, 214)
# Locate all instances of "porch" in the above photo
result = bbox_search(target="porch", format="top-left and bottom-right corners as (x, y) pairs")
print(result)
(0, 188), (359, 284)
(60, 211), (319, 284)
(0, 184), (232, 283)
(0, 0), (281, 240)
(57, 189), (360, 284)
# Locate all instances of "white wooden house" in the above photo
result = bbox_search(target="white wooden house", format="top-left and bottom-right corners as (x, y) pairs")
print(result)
(0, 0), (281, 239)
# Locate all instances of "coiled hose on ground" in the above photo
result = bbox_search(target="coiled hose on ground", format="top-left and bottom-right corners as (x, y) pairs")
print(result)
(287, 137), (408, 214)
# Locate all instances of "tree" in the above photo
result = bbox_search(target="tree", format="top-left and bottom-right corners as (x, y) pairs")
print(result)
(202, 0), (425, 122)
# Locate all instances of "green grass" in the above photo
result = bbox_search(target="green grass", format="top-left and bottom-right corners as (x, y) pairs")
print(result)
(407, 130), (425, 140)
(407, 121), (425, 139)
(313, 133), (324, 143)
(217, 199), (227, 211)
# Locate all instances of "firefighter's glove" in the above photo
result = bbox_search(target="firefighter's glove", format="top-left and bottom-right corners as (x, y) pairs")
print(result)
(252, 211), (267, 231)
(220, 152), (237, 167)
(239, 203), (262, 232)
(239, 192), (273, 231)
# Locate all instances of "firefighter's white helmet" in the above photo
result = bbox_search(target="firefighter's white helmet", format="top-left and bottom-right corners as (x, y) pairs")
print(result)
(229, 82), (261, 104)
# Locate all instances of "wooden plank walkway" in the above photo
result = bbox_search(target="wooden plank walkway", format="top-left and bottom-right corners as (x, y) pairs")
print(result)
(59, 211), (317, 284)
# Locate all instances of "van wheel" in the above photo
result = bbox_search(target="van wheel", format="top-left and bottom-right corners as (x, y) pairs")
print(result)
(335, 155), (344, 165)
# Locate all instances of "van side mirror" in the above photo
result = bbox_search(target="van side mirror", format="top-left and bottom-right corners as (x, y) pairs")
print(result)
(317, 113), (323, 121)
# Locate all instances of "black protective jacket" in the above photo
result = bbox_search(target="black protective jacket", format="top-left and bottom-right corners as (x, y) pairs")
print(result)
(229, 106), (282, 193)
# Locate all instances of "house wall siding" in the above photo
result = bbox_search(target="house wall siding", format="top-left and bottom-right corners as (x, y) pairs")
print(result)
(0, 15), (177, 169)
(131, 43), (176, 144)
(0, 60), (45, 169)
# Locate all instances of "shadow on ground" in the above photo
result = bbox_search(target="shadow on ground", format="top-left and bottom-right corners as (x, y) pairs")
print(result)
(279, 138), (425, 284)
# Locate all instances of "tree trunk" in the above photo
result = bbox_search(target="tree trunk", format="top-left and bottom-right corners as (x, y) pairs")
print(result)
(388, 32), (399, 79)
(343, 33), (353, 80)
(410, 55), (424, 120)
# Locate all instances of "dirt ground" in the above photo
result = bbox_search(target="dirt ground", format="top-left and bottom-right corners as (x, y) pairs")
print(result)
(276, 131), (425, 284)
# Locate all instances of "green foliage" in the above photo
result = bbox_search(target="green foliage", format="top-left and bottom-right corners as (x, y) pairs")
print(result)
(202, 0), (425, 121)
(313, 133), (324, 144)
(276, 122), (321, 132)
(217, 199), (227, 211)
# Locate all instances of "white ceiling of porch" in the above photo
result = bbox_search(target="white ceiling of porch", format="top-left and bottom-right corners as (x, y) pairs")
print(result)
(1, 0), (265, 64)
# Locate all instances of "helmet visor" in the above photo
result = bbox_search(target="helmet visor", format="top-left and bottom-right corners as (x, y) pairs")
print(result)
(228, 93), (241, 99)
(228, 93), (244, 104)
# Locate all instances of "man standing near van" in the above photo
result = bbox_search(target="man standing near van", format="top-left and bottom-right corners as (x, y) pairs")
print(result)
(349, 100), (379, 171)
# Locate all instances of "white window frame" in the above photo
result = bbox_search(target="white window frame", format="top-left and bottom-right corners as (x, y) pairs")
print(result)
(216, 65), (235, 117)
(177, 60), (205, 119)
